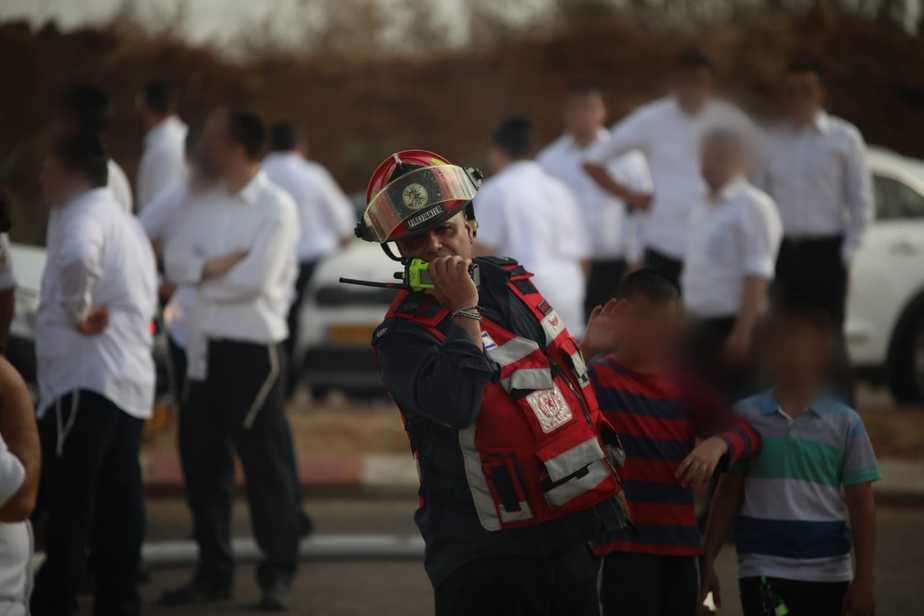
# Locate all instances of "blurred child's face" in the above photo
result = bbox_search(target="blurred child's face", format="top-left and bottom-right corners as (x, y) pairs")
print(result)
(619, 297), (684, 365)
(767, 318), (833, 390)
(564, 93), (606, 139)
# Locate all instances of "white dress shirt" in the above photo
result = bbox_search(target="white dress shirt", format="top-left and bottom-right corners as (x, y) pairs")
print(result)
(474, 160), (590, 335)
(263, 152), (355, 263)
(682, 177), (782, 318)
(139, 180), (196, 347)
(0, 234), (16, 291)
(137, 116), (188, 211)
(164, 171), (299, 380)
(538, 130), (652, 263)
(757, 111), (874, 262)
(107, 159), (133, 214)
(0, 434), (30, 612)
(586, 97), (753, 260)
(36, 188), (158, 419)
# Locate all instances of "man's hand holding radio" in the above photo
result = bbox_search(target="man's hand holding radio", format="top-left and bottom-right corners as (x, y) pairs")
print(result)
(429, 256), (482, 348)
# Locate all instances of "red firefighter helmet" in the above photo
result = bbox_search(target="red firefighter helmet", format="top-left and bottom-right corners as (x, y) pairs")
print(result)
(358, 149), (481, 244)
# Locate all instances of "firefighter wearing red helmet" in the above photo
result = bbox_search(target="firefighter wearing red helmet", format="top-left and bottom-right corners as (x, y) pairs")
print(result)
(362, 150), (631, 614)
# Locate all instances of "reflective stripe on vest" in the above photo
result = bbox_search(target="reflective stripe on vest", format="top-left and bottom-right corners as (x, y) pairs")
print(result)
(545, 459), (612, 506)
(544, 437), (606, 483)
(458, 426), (536, 529)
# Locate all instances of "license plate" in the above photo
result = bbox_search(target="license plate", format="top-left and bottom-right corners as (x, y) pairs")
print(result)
(327, 324), (376, 346)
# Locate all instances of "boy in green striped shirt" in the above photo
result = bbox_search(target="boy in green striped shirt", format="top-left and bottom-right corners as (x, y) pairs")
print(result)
(700, 305), (879, 616)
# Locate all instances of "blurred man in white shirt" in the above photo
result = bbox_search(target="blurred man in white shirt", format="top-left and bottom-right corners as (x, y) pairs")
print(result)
(0, 195), (16, 353)
(757, 60), (873, 328)
(57, 84), (134, 213)
(136, 81), (188, 211)
(161, 110), (301, 611)
(538, 82), (652, 318)
(584, 49), (752, 288)
(139, 125), (208, 403)
(684, 128), (781, 397)
(0, 357), (40, 616)
(263, 122), (355, 398)
(474, 116), (590, 335)
(31, 133), (157, 616)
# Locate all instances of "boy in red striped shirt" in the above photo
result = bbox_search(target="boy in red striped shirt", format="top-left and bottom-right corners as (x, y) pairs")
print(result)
(582, 269), (761, 616)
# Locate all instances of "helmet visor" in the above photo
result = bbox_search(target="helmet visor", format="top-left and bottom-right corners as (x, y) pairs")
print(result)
(363, 165), (478, 243)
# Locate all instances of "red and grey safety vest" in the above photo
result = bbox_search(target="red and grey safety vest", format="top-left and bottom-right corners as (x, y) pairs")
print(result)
(382, 259), (625, 532)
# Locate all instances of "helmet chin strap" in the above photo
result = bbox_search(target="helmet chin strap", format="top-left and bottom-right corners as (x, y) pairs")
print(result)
(381, 242), (405, 263)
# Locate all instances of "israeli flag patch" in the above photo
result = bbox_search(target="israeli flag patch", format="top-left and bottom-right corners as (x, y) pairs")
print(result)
(481, 331), (498, 351)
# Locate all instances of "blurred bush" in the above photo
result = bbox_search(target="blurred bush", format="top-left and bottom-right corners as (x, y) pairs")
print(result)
(1, 7), (922, 245)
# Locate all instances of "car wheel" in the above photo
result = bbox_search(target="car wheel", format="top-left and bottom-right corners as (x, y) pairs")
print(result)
(888, 300), (924, 404)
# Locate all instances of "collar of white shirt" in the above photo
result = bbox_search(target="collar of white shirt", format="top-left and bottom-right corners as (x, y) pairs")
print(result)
(707, 176), (749, 205)
(784, 110), (832, 135)
(144, 115), (185, 149)
(231, 170), (269, 206)
(559, 128), (610, 153)
(55, 186), (109, 215)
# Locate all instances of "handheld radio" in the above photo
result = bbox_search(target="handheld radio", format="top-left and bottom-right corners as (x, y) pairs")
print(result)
(339, 258), (479, 293)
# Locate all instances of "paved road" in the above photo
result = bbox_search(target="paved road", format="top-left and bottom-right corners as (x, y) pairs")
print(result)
(71, 499), (922, 615)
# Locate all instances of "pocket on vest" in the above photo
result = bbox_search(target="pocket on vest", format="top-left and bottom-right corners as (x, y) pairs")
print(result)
(537, 436), (610, 507)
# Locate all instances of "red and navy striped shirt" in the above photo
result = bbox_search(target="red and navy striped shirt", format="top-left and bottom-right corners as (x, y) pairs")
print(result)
(589, 355), (761, 557)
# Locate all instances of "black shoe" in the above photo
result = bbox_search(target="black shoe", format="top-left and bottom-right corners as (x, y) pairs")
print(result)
(260, 580), (290, 612)
(158, 579), (232, 606)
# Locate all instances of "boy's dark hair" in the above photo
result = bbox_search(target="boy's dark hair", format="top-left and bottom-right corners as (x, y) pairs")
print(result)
(52, 133), (109, 188)
(786, 58), (826, 83)
(142, 81), (175, 115)
(60, 84), (111, 134)
(227, 111), (265, 161)
(492, 116), (533, 159)
(674, 48), (716, 73)
(615, 269), (680, 304)
(270, 121), (301, 152)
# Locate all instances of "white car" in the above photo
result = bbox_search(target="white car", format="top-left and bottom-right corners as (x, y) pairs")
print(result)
(296, 240), (399, 398)
(297, 147), (924, 403)
(848, 147), (924, 402)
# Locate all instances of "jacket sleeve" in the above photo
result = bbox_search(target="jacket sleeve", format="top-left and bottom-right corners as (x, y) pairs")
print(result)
(375, 322), (497, 430)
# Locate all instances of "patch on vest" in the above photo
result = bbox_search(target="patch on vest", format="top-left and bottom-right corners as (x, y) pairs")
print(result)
(526, 385), (572, 434)
(536, 300), (552, 316)
(481, 331), (498, 351)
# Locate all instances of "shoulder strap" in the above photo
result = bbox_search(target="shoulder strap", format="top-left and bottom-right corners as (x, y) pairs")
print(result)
(381, 289), (452, 342)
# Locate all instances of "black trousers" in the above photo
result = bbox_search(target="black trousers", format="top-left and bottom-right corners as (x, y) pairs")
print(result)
(774, 236), (847, 326)
(32, 390), (145, 616)
(644, 248), (683, 291)
(434, 544), (600, 616)
(739, 576), (848, 616)
(687, 316), (756, 402)
(180, 339), (300, 590)
(167, 334), (188, 403)
(600, 552), (700, 616)
(284, 260), (318, 398)
(584, 258), (627, 319)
